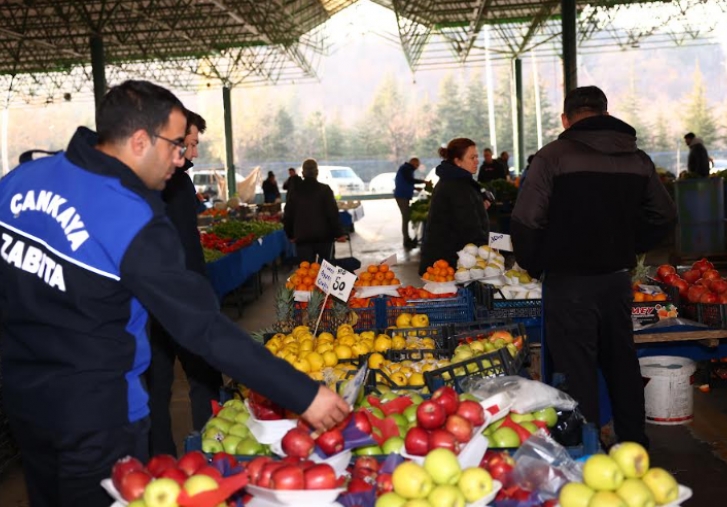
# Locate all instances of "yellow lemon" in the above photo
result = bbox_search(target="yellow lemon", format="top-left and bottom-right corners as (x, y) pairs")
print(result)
(352, 342), (371, 357)
(408, 372), (425, 386)
(309, 371), (324, 381)
(265, 342), (280, 354)
(318, 332), (335, 343)
(374, 335), (392, 353)
(316, 342), (334, 354)
(421, 338), (436, 349)
(360, 331), (375, 340)
(322, 350), (339, 367)
(299, 340), (314, 352)
(306, 352), (325, 372)
(399, 366), (413, 376)
(272, 333), (286, 341)
(299, 332), (315, 342)
(391, 336), (406, 350)
(390, 371), (408, 387)
(283, 335), (298, 345)
(292, 357), (311, 373)
(334, 345), (353, 360)
(339, 335), (356, 347)
(420, 363), (437, 373)
(368, 352), (385, 369)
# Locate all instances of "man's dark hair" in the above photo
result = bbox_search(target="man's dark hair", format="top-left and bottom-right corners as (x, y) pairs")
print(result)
(484, 148), (493, 154)
(186, 110), (207, 135)
(288, 167), (296, 173)
(563, 86), (608, 120)
(96, 80), (185, 144)
(684, 132), (695, 141)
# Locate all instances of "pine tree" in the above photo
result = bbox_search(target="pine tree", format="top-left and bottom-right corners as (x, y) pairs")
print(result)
(462, 71), (489, 145)
(435, 74), (464, 144)
(326, 113), (347, 159)
(493, 68), (513, 156)
(683, 61), (719, 147)
(619, 74), (652, 152)
(271, 107), (295, 160)
(413, 93), (440, 159)
(650, 112), (673, 153)
(368, 75), (415, 161)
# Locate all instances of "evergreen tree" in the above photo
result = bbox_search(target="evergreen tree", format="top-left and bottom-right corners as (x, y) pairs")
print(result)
(325, 112), (347, 159)
(435, 74), (464, 144)
(493, 68), (513, 156)
(413, 94), (440, 159)
(650, 112), (673, 153)
(522, 79), (560, 158)
(368, 74), (415, 161)
(619, 75), (652, 152)
(271, 107), (295, 160)
(298, 110), (326, 159)
(683, 61), (718, 147)
(462, 71), (489, 145)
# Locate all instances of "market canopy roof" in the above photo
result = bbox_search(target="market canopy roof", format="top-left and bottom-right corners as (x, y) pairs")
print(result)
(0, 0), (721, 104)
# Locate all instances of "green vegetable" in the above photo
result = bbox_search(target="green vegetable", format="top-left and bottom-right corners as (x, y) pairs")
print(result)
(209, 220), (283, 240)
(203, 248), (226, 263)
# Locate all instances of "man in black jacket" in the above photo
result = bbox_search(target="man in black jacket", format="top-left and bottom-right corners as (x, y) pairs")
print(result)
(0, 81), (349, 507)
(684, 132), (710, 177)
(511, 86), (676, 448)
(147, 111), (223, 456)
(283, 167), (303, 194)
(477, 148), (507, 183)
(284, 159), (346, 263)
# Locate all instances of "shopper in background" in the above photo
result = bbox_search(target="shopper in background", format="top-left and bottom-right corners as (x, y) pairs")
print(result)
(684, 132), (710, 177)
(477, 147), (508, 183)
(283, 167), (302, 193)
(512, 85), (676, 449)
(419, 138), (490, 274)
(262, 170), (281, 203)
(0, 80), (349, 507)
(284, 158), (347, 263)
(147, 110), (222, 457)
(394, 157), (425, 249)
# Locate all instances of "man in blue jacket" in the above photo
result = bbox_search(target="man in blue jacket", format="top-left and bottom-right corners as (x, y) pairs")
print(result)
(394, 157), (424, 249)
(0, 80), (349, 507)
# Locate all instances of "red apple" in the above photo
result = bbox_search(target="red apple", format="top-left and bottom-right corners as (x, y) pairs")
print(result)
(456, 400), (485, 426)
(352, 411), (372, 435)
(710, 279), (727, 294)
(348, 477), (374, 493)
(445, 414), (473, 443)
(656, 264), (676, 280)
(700, 291), (718, 304)
(416, 400), (447, 430)
(703, 269), (721, 281)
(683, 269), (702, 284)
(672, 278), (689, 298)
(431, 386), (459, 415)
(196, 465), (223, 482)
(247, 456), (274, 485)
(177, 451), (208, 476)
(282, 428), (315, 458)
(158, 467), (188, 487)
(662, 273), (680, 286)
(316, 428), (344, 456)
(719, 293), (727, 304)
(332, 413), (353, 432)
(376, 472), (394, 494)
(303, 463), (337, 490)
(270, 464), (305, 490)
(352, 466), (378, 481)
(118, 470), (152, 501)
(429, 428), (458, 452)
(353, 456), (380, 476)
(688, 285), (707, 303)
(404, 427), (430, 456)
(146, 454), (177, 478)
(258, 462), (285, 488)
(694, 258), (714, 273)
(111, 456), (144, 490)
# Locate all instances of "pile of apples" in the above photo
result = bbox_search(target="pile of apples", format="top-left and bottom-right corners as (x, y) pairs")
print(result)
(201, 398), (271, 456)
(559, 442), (681, 507)
(280, 409), (373, 459)
(110, 451), (237, 504)
(483, 408), (558, 448)
(375, 449), (495, 507)
(450, 328), (525, 367)
(245, 456), (341, 490)
(655, 258), (726, 304)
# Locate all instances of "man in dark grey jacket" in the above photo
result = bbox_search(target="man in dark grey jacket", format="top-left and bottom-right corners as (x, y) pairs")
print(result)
(511, 86), (676, 448)
(684, 132), (710, 177)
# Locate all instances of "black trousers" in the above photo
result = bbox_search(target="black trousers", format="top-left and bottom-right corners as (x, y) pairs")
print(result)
(9, 417), (149, 507)
(296, 242), (334, 264)
(395, 197), (413, 244)
(543, 271), (649, 448)
(146, 318), (222, 456)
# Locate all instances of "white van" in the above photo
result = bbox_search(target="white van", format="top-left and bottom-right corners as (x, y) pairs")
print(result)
(315, 166), (365, 195)
(189, 168), (244, 198)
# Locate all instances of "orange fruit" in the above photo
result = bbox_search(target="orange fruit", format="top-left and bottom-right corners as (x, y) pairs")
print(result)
(633, 292), (645, 302)
(391, 278), (401, 285)
(367, 265), (378, 274)
(653, 293), (667, 301)
(300, 261), (311, 269)
(432, 267), (441, 276)
(385, 271), (395, 280)
(371, 279), (382, 286)
(290, 275), (300, 285)
(447, 267), (455, 276)
(361, 272), (373, 281)
(310, 262), (321, 270)
(426, 267), (434, 274)
(379, 264), (390, 273)
(361, 280), (371, 287)
(423, 273), (431, 281)
(375, 272), (385, 282)
(303, 276), (313, 285)
(297, 268), (309, 277)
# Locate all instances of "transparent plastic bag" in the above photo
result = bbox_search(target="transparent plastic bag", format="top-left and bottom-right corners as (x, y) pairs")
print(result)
(461, 376), (578, 413)
(511, 431), (583, 499)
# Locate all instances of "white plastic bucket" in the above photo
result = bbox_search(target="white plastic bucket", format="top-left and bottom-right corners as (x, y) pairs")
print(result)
(639, 356), (696, 425)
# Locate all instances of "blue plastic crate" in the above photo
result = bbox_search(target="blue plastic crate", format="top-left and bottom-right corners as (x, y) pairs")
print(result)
(381, 289), (474, 328)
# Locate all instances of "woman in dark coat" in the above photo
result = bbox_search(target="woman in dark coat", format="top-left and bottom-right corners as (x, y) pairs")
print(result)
(419, 138), (490, 274)
(262, 171), (281, 203)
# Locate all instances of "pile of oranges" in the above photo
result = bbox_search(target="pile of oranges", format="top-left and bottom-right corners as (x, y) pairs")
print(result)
(422, 259), (456, 282)
(286, 261), (321, 291)
(354, 264), (401, 288)
(633, 283), (668, 302)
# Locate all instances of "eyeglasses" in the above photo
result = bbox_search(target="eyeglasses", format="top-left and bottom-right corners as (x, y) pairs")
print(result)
(153, 134), (187, 158)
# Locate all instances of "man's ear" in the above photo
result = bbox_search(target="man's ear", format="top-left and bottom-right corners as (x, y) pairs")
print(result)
(561, 113), (570, 129)
(129, 129), (151, 157)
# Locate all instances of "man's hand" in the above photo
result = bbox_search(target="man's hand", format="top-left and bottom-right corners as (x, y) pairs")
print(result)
(301, 385), (351, 433)
(335, 236), (347, 243)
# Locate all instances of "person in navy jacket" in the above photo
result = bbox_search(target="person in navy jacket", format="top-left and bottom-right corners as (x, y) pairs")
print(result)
(0, 80), (349, 507)
(394, 157), (425, 248)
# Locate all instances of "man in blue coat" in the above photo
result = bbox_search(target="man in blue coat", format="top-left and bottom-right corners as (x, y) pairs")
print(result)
(394, 157), (425, 249)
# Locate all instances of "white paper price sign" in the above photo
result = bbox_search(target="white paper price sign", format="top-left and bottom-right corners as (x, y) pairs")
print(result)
(330, 267), (357, 302)
(489, 232), (513, 252)
(314, 259), (337, 294)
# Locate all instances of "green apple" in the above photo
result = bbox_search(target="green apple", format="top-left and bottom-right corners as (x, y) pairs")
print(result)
(588, 491), (627, 507)
(381, 391), (399, 403)
(377, 384), (392, 393)
(222, 399), (246, 411)
(559, 482), (595, 507)
(428, 484), (464, 507)
(641, 468), (679, 504)
(402, 500), (432, 507)
(506, 344), (519, 358)
(583, 455), (625, 491)
(489, 427), (520, 448)
(206, 417), (231, 433)
(128, 500), (147, 507)
(392, 461), (434, 499)
(458, 393), (480, 402)
(609, 442), (650, 479)
(457, 467), (493, 503)
(183, 474), (218, 494)
(201, 438), (223, 453)
(359, 398), (372, 409)
(376, 492), (407, 507)
(233, 411), (250, 424)
(519, 421), (539, 434)
(222, 435), (242, 454)
(454, 344), (472, 355)
(355, 444), (383, 456)
(469, 341), (485, 353)
(143, 477), (181, 507)
(202, 427), (225, 441)
(382, 436), (405, 454)
(228, 423), (250, 439)
(616, 478), (655, 507)
(492, 338), (506, 349)
(489, 418), (505, 431)
(216, 407), (239, 422)
(423, 448), (462, 486)
(404, 405), (418, 424)
(483, 342), (496, 352)
(509, 413), (534, 423)
(532, 407), (558, 428)
(366, 407), (385, 419)
(236, 437), (264, 455)
(408, 393), (424, 405)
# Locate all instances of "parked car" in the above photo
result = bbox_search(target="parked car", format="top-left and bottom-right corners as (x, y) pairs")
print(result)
(189, 168), (244, 198)
(369, 172), (397, 194)
(711, 159), (727, 174)
(316, 165), (366, 195)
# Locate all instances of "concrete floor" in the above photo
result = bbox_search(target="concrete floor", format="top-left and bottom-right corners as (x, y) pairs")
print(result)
(1, 199), (726, 505)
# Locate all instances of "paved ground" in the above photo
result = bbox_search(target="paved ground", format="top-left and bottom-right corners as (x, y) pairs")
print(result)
(1, 198), (726, 505)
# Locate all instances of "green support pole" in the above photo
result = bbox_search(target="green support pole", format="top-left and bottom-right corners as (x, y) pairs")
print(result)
(561, 0), (577, 95)
(90, 35), (106, 111)
(515, 58), (525, 174)
(223, 86), (236, 199)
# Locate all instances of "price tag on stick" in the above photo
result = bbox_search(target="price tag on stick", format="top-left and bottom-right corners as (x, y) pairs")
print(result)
(489, 232), (513, 252)
(313, 261), (358, 335)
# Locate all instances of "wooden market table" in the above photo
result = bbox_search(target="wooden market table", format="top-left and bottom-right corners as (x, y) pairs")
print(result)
(634, 329), (727, 347)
